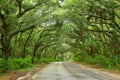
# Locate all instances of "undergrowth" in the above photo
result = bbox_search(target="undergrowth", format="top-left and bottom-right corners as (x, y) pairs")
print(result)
(0, 56), (58, 73)
(73, 52), (120, 71)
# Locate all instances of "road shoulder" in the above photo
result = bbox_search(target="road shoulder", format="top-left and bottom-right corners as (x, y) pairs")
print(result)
(73, 62), (120, 80)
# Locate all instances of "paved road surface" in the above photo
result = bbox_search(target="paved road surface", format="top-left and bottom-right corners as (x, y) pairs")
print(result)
(33, 62), (115, 80)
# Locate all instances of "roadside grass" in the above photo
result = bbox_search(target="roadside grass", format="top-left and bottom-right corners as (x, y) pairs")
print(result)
(0, 57), (57, 80)
(73, 53), (120, 72)
(0, 63), (49, 80)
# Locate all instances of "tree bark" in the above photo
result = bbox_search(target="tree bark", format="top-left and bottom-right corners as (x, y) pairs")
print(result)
(22, 29), (34, 58)
(31, 45), (39, 64)
(0, 12), (11, 60)
(1, 32), (11, 60)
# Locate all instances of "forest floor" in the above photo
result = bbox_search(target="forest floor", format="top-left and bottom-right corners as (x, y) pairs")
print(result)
(0, 63), (49, 80)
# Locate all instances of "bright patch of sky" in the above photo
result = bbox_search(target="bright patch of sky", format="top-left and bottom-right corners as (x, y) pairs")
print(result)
(59, 0), (65, 6)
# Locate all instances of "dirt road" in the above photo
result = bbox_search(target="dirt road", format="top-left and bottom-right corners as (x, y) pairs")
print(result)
(33, 62), (116, 80)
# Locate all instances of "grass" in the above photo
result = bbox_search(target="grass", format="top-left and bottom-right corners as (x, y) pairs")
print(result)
(0, 63), (49, 80)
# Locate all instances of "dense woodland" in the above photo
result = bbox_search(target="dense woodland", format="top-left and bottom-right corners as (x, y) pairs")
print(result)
(0, 0), (120, 73)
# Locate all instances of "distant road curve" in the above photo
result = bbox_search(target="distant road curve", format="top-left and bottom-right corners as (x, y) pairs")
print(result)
(33, 62), (116, 80)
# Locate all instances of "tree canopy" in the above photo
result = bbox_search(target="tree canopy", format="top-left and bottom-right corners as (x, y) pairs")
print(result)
(0, 0), (120, 72)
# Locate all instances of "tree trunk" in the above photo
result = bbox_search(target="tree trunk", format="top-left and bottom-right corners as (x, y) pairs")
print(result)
(31, 47), (37, 64)
(22, 29), (34, 58)
(31, 45), (39, 64)
(1, 33), (11, 60)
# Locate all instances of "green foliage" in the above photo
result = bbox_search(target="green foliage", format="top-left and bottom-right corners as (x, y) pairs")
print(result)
(0, 0), (120, 73)
(111, 55), (120, 65)
(73, 52), (95, 64)
(8, 57), (32, 69)
(0, 57), (32, 73)
(93, 54), (110, 67)
(73, 52), (120, 69)
(73, 52), (87, 62)
(0, 58), (7, 73)
(37, 58), (59, 64)
(0, 56), (59, 73)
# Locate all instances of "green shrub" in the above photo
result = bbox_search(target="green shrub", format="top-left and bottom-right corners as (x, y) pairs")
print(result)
(39, 58), (51, 63)
(0, 58), (7, 73)
(84, 56), (95, 64)
(73, 53), (111, 68)
(0, 56), (33, 73)
(94, 54), (110, 67)
(108, 55), (120, 69)
(38, 58), (58, 63)
(73, 52), (88, 62)
(9, 56), (32, 69)
(111, 55), (120, 66)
